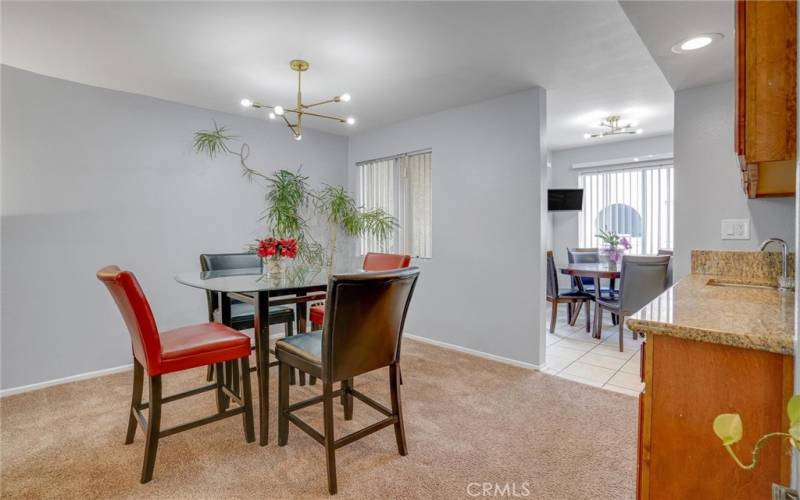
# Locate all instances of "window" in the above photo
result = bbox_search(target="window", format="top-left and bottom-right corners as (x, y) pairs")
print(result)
(359, 150), (432, 258)
(578, 163), (673, 254)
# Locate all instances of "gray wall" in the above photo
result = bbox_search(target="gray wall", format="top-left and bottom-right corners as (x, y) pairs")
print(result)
(347, 88), (548, 366)
(549, 134), (674, 285)
(1, 66), (349, 390)
(674, 80), (796, 278)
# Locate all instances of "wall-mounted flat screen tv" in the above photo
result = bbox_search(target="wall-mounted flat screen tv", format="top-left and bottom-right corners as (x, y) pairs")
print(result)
(548, 189), (583, 212)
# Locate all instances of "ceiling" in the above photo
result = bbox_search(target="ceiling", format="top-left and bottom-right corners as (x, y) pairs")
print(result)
(2, 1), (675, 150)
(620, 1), (735, 92)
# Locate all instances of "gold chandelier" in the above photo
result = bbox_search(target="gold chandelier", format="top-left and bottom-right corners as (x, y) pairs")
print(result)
(240, 59), (354, 141)
(583, 115), (643, 140)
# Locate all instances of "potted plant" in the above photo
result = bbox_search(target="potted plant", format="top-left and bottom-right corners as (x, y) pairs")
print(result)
(193, 122), (395, 271)
(255, 237), (298, 276)
(595, 229), (631, 268)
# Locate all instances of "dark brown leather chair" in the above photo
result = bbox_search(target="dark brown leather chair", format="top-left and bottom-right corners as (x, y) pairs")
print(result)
(546, 251), (593, 333)
(200, 253), (299, 384)
(275, 267), (420, 495)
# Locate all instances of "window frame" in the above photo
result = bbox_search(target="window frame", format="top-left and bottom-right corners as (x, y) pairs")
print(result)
(357, 148), (433, 259)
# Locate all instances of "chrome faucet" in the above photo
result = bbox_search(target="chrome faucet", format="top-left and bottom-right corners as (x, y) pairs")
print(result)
(760, 238), (793, 291)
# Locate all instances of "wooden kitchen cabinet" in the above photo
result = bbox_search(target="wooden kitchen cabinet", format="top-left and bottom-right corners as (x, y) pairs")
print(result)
(736, 0), (797, 198)
(637, 336), (793, 499)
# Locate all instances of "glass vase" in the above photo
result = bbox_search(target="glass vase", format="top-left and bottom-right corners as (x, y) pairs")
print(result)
(264, 256), (285, 277)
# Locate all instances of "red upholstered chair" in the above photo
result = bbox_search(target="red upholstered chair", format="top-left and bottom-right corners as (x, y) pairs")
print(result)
(309, 252), (412, 329)
(97, 266), (255, 483)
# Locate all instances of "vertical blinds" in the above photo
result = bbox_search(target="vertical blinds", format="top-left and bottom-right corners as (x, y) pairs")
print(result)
(359, 150), (432, 258)
(578, 164), (673, 254)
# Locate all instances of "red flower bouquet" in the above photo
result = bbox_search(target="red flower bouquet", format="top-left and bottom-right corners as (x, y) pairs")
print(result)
(257, 237), (298, 259)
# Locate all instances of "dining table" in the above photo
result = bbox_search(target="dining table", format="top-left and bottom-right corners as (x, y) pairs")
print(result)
(175, 266), (331, 446)
(559, 262), (621, 338)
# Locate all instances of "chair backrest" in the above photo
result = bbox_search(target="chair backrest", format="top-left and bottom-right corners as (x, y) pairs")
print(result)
(619, 255), (670, 315)
(96, 265), (161, 375)
(546, 251), (559, 300)
(362, 252), (412, 271)
(567, 248), (599, 287)
(199, 253), (261, 319)
(657, 249), (674, 287)
(321, 267), (420, 382)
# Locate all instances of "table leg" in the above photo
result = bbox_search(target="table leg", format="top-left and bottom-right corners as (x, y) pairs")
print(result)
(218, 293), (233, 410)
(295, 291), (308, 386)
(253, 290), (270, 446)
(593, 276), (602, 339)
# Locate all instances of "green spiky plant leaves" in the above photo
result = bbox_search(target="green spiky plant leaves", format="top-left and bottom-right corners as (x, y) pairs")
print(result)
(193, 123), (397, 270)
(713, 395), (800, 470)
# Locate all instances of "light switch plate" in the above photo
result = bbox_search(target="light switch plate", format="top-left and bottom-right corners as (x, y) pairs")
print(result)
(721, 218), (750, 240)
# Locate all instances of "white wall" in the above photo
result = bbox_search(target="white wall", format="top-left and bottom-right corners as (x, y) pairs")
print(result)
(674, 80), (796, 278)
(549, 134), (674, 285)
(347, 88), (548, 367)
(1, 66), (349, 390)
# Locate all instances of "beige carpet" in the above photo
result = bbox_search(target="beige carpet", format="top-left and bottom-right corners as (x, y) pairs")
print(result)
(1, 339), (637, 499)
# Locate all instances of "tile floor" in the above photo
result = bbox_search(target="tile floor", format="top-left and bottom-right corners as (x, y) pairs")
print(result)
(543, 302), (644, 396)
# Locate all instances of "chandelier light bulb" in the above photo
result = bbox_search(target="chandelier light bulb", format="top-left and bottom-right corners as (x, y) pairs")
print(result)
(635, 128), (644, 134)
(339, 93), (351, 102)
(294, 134), (302, 141)
(268, 112), (276, 120)
(346, 117), (356, 125)
(274, 105), (285, 116)
(583, 133), (591, 139)
(240, 98), (253, 107)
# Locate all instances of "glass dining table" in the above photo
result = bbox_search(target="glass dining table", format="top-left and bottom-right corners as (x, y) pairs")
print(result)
(175, 266), (331, 446)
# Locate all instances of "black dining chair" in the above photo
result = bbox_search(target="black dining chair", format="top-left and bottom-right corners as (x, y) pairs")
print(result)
(546, 251), (593, 333)
(200, 253), (300, 384)
(596, 255), (670, 351)
(567, 247), (619, 324)
(275, 267), (419, 495)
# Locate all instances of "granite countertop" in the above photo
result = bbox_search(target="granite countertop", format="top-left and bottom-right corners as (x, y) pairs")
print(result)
(627, 274), (795, 355)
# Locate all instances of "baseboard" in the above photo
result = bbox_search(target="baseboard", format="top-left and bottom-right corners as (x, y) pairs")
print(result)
(0, 331), (292, 398)
(405, 334), (541, 371)
(1, 333), (538, 397)
(0, 363), (134, 398)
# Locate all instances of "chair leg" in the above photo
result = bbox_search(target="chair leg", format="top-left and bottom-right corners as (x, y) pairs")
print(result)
(567, 303), (573, 322)
(215, 363), (227, 412)
(141, 375), (162, 484)
(205, 364), (214, 382)
(618, 314), (625, 352)
(231, 357), (240, 398)
(278, 361), (290, 446)
(309, 376), (317, 385)
(390, 363), (408, 456)
(568, 302), (582, 326)
(240, 356), (255, 443)
(596, 308), (604, 337)
(584, 300), (591, 333)
(323, 382), (337, 495)
(285, 320), (297, 386)
(549, 300), (558, 333)
(341, 379), (353, 420)
(125, 359), (144, 444)
(225, 360), (233, 396)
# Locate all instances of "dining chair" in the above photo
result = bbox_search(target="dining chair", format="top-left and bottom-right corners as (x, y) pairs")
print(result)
(308, 252), (412, 329)
(546, 251), (593, 333)
(596, 255), (670, 351)
(275, 267), (419, 495)
(567, 247), (618, 324)
(657, 249), (674, 287)
(97, 266), (254, 483)
(200, 253), (299, 385)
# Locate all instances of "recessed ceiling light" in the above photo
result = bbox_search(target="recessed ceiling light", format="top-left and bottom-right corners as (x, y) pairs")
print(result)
(671, 33), (723, 54)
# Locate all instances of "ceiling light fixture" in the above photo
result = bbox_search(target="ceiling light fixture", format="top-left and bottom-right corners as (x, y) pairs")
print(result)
(240, 59), (354, 141)
(583, 115), (643, 139)
(671, 33), (723, 54)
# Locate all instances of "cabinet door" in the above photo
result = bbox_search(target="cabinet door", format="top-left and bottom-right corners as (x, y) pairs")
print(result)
(743, 0), (797, 164)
